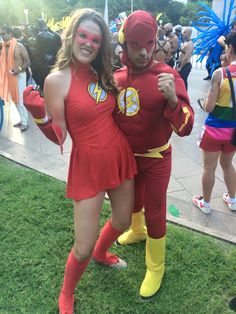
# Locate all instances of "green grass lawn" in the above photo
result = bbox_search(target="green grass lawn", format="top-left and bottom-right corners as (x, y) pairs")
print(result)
(0, 156), (236, 314)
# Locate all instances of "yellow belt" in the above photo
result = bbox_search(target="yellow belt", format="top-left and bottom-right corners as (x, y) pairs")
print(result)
(134, 143), (169, 158)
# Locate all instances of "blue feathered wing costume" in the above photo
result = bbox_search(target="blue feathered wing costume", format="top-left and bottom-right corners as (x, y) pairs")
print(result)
(193, 0), (236, 76)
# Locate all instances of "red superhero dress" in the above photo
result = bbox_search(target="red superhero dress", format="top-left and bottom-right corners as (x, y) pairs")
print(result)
(66, 65), (136, 201)
(115, 62), (194, 238)
(23, 63), (137, 313)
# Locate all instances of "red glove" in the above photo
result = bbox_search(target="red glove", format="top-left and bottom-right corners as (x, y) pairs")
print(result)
(23, 85), (64, 153)
(23, 85), (48, 123)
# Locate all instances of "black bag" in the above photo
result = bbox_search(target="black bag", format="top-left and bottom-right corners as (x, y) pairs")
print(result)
(232, 127), (236, 146)
(225, 67), (236, 146)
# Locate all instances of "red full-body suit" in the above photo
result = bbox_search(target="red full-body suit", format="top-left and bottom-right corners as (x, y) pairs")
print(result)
(115, 62), (194, 239)
(114, 9), (194, 300)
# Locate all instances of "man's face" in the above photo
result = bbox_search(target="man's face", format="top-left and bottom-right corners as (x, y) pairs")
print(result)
(0, 29), (12, 42)
(126, 42), (155, 69)
(164, 25), (172, 37)
(182, 29), (188, 40)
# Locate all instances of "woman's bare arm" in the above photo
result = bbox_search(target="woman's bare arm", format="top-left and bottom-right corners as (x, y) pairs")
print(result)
(44, 69), (71, 143)
(203, 69), (221, 113)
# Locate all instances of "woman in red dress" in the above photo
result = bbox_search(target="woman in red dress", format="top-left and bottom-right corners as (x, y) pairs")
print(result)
(24, 8), (136, 314)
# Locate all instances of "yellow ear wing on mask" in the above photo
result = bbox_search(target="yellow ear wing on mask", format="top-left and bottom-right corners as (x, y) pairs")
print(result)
(118, 21), (125, 45)
(156, 12), (162, 21)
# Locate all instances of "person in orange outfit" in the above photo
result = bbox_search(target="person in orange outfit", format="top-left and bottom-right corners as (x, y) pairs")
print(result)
(114, 10), (194, 300)
(0, 25), (31, 131)
(23, 9), (136, 314)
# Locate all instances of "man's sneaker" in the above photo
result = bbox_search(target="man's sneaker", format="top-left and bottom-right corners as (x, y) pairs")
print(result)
(93, 252), (127, 269)
(223, 193), (236, 211)
(192, 195), (212, 214)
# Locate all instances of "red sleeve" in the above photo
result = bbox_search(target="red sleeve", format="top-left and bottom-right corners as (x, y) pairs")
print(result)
(164, 71), (194, 137)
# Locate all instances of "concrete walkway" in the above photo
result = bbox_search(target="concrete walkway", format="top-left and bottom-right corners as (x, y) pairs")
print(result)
(0, 68), (236, 243)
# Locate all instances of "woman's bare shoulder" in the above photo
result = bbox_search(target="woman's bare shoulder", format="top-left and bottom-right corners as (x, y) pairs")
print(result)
(45, 68), (71, 96)
(46, 68), (70, 84)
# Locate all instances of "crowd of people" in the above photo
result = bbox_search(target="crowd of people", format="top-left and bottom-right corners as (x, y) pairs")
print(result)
(0, 7), (235, 314)
(0, 19), (62, 131)
(0, 16), (195, 133)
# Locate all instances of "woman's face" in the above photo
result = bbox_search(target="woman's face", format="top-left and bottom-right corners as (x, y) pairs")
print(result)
(72, 19), (102, 64)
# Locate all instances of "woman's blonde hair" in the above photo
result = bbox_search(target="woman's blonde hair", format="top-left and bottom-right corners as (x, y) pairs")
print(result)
(53, 8), (118, 92)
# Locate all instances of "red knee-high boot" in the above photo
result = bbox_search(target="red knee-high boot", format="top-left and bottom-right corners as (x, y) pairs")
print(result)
(58, 250), (90, 314)
(92, 219), (127, 268)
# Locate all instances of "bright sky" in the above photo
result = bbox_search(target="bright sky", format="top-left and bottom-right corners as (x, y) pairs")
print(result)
(175, 0), (188, 4)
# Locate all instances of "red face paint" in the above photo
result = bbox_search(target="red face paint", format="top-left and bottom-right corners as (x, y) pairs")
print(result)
(76, 27), (102, 49)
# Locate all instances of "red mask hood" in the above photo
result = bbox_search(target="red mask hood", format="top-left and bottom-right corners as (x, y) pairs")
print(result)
(121, 10), (157, 69)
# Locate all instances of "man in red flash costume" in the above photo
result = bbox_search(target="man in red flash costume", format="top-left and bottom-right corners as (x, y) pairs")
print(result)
(115, 10), (194, 299)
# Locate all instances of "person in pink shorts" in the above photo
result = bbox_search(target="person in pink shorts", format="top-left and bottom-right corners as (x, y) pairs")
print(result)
(193, 32), (236, 214)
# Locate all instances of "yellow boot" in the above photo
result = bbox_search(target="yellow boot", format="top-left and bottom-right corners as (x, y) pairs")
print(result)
(117, 209), (147, 245)
(139, 235), (165, 299)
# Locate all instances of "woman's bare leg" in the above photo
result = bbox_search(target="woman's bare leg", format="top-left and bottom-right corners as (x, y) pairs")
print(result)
(92, 179), (134, 266)
(59, 192), (105, 313)
(220, 151), (236, 198)
(202, 150), (220, 202)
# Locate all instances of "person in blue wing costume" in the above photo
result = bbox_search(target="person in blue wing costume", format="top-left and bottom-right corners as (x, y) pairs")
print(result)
(192, 0), (236, 79)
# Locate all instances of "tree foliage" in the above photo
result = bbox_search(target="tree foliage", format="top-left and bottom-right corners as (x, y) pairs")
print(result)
(0, 0), (213, 27)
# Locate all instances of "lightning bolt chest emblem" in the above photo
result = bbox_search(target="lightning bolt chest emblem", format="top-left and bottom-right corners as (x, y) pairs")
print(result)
(88, 82), (107, 104)
(117, 87), (140, 116)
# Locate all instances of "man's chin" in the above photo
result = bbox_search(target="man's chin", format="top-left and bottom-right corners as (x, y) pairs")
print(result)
(135, 62), (148, 69)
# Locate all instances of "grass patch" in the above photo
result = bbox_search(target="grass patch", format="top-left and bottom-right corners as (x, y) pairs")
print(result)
(0, 156), (236, 314)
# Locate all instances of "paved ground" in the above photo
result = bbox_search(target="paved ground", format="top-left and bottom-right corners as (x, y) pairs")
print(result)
(0, 68), (236, 243)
